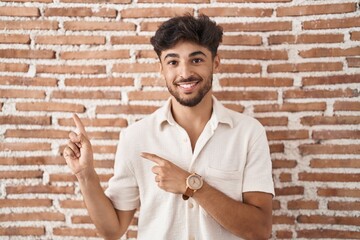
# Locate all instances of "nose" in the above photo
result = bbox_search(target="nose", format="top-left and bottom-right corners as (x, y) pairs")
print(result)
(178, 62), (193, 80)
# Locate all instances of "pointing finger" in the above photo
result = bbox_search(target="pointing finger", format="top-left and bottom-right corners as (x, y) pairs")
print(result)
(141, 152), (164, 165)
(72, 114), (88, 138)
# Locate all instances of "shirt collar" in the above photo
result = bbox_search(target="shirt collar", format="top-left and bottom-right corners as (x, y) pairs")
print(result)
(157, 96), (234, 130)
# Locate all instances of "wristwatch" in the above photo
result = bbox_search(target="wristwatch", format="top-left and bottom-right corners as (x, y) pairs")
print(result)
(182, 173), (203, 200)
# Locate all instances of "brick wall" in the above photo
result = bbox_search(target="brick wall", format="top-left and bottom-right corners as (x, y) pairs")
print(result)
(0, 0), (359, 239)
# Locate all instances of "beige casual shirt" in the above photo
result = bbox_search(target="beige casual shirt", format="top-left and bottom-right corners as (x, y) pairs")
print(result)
(105, 96), (274, 240)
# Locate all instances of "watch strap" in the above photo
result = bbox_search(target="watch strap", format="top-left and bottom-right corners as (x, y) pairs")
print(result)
(182, 187), (195, 200)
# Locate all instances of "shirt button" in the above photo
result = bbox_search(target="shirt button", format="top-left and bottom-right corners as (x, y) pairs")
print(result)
(188, 202), (194, 209)
(189, 236), (195, 240)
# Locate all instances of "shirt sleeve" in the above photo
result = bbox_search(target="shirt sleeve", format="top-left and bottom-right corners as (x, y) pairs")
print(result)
(242, 128), (275, 196)
(104, 130), (140, 210)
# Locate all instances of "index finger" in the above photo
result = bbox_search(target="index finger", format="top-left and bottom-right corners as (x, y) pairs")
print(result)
(72, 114), (88, 138)
(141, 152), (163, 165)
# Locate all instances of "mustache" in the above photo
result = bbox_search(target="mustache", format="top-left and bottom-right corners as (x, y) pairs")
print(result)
(174, 76), (201, 85)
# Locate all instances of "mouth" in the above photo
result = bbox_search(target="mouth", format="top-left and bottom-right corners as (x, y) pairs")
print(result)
(176, 81), (199, 90)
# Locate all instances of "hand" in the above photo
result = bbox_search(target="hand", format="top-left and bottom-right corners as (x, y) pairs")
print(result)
(63, 114), (94, 176)
(141, 152), (189, 194)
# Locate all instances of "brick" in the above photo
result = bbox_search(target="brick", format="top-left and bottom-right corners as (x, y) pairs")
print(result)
(0, 227), (45, 236)
(272, 159), (297, 169)
(268, 62), (343, 73)
(310, 158), (360, 168)
(0, 76), (57, 87)
(58, 117), (128, 128)
(2, 0), (51, 2)
(60, 50), (129, 60)
(128, 91), (170, 101)
(141, 77), (166, 87)
(222, 21), (292, 32)
(6, 185), (75, 194)
(0, 142), (51, 151)
(347, 57), (360, 67)
(298, 215), (360, 226)
(51, 90), (121, 100)
(111, 35), (151, 45)
(217, 0), (291, 2)
(0, 156), (65, 166)
(287, 200), (318, 210)
(45, 7), (117, 18)
(299, 46), (360, 58)
(0, 170), (43, 179)
(351, 31), (360, 41)
(0, 34), (30, 44)
(273, 215), (295, 224)
(267, 130), (309, 140)
(94, 159), (114, 168)
(53, 227), (98, 237)
(328, 201), (360, 211)
(299, 172), (360, 182)
(5, 129), (69, 139)
(65, 77), (134, 87)
(16, 102), (85, 113)
(0, 212), (65, 222)
(254, 102), (326, 113)
(89, 145), (117, 154)
(136, 50), (157, 59)
(256, 117), (288, 126)
(275, 231), (293, 239)
(219, 49), (288, 60)
(275, 186), (304, 196)
(279, 173), (292, 182)
(50, 173), (111, 182)
(72, 215), (92, 224)
(36, 35), (105, 45)
(37, 65), (106, 74)
(0, 115), (51, 125)
(214, 91), (277, 101)
(299, 144), (360, 155)
(140, 21), (161, 32)
(277, 3), (356, 17)
(60, 200), (85, 209)
(0, 199), (52, 208)
(301, 116), (360, 126)
(313, 130), (360, 140)
(302, 74), (360, 86)
(121, 8), (193, 18)
(268, 34), (344, 45)
(199, 7), (273, 17)
(87, 131), (120, 140)
(270, 144), (284, 153)
(64, 21), (135, 31)
(219, 64), (261, 73)
(113, 63), (158, 73)
(318, 188), (360, 198)
(0, 20), (58, 30)
(0, 7), (40, 17)
(334, 101), (360, 111)
(222, 35), (262, 46)
(96, 104), (159, 115)
(0, 49), (55, 59)
(0, 89), (45, 99)
(224, 104), (245, 113)
(298, 229), (360, 239)
(61, 0), (130, 2)
(303, 16), (360, 30)
(138, 0), (208, 2)
(0, 63), (29, 72)
(284, 88), (358, 99)
(219, 77), (293, 87)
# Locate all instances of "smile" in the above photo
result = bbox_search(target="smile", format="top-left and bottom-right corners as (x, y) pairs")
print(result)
(177, 81), (199, 90)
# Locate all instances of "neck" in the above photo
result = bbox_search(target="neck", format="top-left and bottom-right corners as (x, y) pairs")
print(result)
(171, 92), (213, 130)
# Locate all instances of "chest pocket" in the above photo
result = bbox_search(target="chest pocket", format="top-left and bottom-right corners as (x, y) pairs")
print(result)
(204, 166), (243, 201)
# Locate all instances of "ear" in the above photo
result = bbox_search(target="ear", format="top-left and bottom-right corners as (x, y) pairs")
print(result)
(213, 55), (220, 72)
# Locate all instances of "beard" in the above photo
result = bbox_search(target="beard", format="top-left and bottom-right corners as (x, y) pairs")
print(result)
(166, 76), (212, 107)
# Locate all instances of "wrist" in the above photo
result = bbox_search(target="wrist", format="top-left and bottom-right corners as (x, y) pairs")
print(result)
(75, 167), (97, 181)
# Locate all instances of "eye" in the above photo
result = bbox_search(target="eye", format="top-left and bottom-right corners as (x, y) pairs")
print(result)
(167, 60), (178, 66)
(192, 58), (204, 64)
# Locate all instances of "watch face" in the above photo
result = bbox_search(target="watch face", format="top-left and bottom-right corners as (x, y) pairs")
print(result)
(187, 174), (203, 190)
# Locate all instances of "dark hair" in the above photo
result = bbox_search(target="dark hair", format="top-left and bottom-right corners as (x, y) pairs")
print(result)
(150, 14), (223, 59)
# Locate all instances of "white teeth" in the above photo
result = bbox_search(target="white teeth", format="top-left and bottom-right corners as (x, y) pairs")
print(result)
(178, 82), (197, 89)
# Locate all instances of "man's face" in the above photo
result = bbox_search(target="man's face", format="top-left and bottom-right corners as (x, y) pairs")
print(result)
(159, 41), (220, 107)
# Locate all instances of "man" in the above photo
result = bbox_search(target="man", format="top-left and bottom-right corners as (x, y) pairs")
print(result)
(63, 15), (274, 240)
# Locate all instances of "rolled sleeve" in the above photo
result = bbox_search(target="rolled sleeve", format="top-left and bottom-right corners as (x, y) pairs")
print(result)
(104, 130), (140, 210)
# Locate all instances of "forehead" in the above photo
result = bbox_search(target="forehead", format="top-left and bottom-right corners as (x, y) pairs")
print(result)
(160, 41), (211, 60)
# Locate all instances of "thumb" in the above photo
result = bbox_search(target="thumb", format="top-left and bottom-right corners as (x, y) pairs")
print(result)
(69, 131), (91, 148)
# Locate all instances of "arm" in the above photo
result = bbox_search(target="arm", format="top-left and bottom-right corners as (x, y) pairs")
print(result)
(63, 114), (135, 239)
(141, 152), (273, 240)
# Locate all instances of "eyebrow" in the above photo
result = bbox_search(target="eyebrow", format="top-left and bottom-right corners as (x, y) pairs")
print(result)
(163, 51), (207, 60)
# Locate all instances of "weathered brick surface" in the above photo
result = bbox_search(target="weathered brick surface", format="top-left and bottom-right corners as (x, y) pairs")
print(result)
(0, 0), (359, 239)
